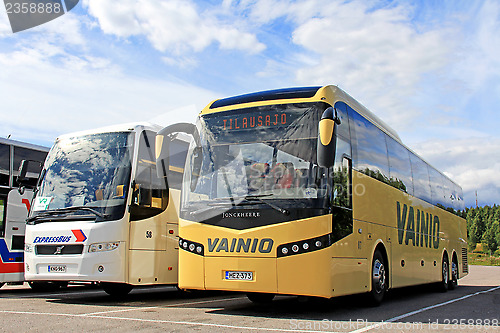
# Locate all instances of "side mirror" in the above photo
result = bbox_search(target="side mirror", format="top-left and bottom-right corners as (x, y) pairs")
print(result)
(17, 160), (30, 186)
(317, 107), (341, 168)
(155, 122), (200, 179)
(17, 159), (43, 193)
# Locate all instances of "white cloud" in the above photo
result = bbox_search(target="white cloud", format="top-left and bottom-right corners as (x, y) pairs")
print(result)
(0, 5), (11, 36)
(83, 0), (265, 56)
(0, 38), (217, 147)
(287, 1), (454, 130)
(0, 56), (217, 145)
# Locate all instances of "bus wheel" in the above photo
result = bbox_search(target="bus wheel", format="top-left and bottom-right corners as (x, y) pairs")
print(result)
(448, 258), (458, 290)
(438, 257), (449, 292)
(368, 250), (387, 306)
(247, 292), (275, 304)
(101, 283), (133, 297)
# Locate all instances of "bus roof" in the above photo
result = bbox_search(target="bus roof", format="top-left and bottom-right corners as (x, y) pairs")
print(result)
(55, 122), (163, 142)
(0, 137), (50, 152)
(203, 85), (402, 143)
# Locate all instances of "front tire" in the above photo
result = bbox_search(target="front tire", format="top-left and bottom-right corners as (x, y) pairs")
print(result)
(367, 250), (387, 306)
(101, 283), (133, 297)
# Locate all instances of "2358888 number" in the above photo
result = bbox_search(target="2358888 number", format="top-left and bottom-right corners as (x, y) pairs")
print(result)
(5, 2), (62, 14)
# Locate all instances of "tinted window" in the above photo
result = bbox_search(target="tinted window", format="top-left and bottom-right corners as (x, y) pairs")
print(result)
(167, 139), (188, 190)
(386, 136), (413, 194)
(429, 167), (446, 206)
(350, 110), (390, 183)
(333, 101), (351, 141)
(130, 130), (169, 221)
(409, 153), (432, 203)
(0, 144), (10, 187)
(441, 178), (454, 210)
(332, 137), (352, 208)
(453, 184), (465, 211)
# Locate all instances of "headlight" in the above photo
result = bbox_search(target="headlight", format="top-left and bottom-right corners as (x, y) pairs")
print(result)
(24, 243), (33, 253)
(88, 242), (120, 253)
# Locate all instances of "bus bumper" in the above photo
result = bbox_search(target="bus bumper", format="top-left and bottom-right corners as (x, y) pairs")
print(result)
(179, 247), (336, 298)
(24, 245), (126, 283)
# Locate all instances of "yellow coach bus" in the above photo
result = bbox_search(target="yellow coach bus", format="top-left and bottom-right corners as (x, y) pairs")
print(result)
(156, 85), (468, 304)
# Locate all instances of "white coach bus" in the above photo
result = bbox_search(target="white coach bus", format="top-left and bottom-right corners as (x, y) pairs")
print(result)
(21, 123), (189, 295)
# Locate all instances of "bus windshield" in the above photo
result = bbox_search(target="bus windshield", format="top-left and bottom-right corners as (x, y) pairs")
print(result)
(181, 102), (331, 225)
(30, 132), (134, 223)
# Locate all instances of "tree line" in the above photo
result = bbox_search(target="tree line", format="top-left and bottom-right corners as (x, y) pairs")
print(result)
(464, 205), (500, 254)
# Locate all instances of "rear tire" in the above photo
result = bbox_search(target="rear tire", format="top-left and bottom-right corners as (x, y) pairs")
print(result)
(448, 258), (458, 290)
(438, 256), (449, 292)
(101, 283), (133, 297)
(367, 249), (387, 306)
(247, 292), (275, 304)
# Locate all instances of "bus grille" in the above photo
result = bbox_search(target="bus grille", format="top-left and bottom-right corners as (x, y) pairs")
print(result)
(36, 244), (84, 255)
(462, 247), (468, 273)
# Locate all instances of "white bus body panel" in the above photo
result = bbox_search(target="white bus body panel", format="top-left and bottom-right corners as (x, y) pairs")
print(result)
(0, 190), (31, 283)
(24, 219), (127, 283)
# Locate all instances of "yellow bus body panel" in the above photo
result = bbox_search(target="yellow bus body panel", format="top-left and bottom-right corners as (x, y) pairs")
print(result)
(351, 171), (468, 289)
(127, 189), (181, 285)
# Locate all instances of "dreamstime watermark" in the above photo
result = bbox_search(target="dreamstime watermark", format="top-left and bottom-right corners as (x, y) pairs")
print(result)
(289, 318), (500, 331)
(3, 0), (79, 33)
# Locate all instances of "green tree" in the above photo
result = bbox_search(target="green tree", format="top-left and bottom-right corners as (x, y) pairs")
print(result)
(482, 221), (499, 254)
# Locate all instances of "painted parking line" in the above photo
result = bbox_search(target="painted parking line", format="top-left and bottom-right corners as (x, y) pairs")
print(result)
(349, 285), (500, 333)
(1, 289), (106, 299)
(80, 296), (246, 316)
(0, 309), (333, 333)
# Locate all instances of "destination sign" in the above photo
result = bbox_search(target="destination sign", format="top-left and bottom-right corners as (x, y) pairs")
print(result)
(201, 103), (324, 144)
(221, 112), (288, 130)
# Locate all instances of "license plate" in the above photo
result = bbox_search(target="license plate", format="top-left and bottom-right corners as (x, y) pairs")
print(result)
(48, 265), (67, 273)
(225, 271), (253, 281)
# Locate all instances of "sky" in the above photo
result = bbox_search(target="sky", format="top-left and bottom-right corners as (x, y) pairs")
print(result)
(0, 0), (499, 208)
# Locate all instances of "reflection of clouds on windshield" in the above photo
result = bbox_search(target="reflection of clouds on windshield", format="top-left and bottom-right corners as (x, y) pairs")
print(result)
(39, 133), (132, 209)
(218, 148), (248, 197)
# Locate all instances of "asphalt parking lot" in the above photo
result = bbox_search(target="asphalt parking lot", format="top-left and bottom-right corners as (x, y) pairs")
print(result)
(0, 265), (499, 332)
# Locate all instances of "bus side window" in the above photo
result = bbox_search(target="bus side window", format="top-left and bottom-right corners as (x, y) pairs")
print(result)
(167, 140), (189, 190)
(130, 130), (169, 221)
(0, 143), (9, 187)
(386, 135), (414, 195)
(350, 110), (390, 183)
(410, 153), (432, 204)
(332, 138), (351, 209)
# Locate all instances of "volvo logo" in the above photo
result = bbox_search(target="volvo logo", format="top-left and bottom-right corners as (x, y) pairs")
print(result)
(53, 245), (65, 255)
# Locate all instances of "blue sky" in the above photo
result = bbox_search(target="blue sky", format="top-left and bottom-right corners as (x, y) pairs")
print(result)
(1, 0), (499, 208)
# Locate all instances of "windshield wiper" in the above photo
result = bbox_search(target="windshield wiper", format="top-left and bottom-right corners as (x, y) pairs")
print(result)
(27, 206), (104, 223)
(210, 194), (289, 215)
(188, 194), (288, 216)
(239, 194), (290, 216)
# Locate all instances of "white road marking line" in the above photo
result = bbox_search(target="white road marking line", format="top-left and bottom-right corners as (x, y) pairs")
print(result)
(80, 296), (246, 316)
(3, 289), (106, 299)
(0, 310), (335, 333)
(349, 285), (500, 333)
